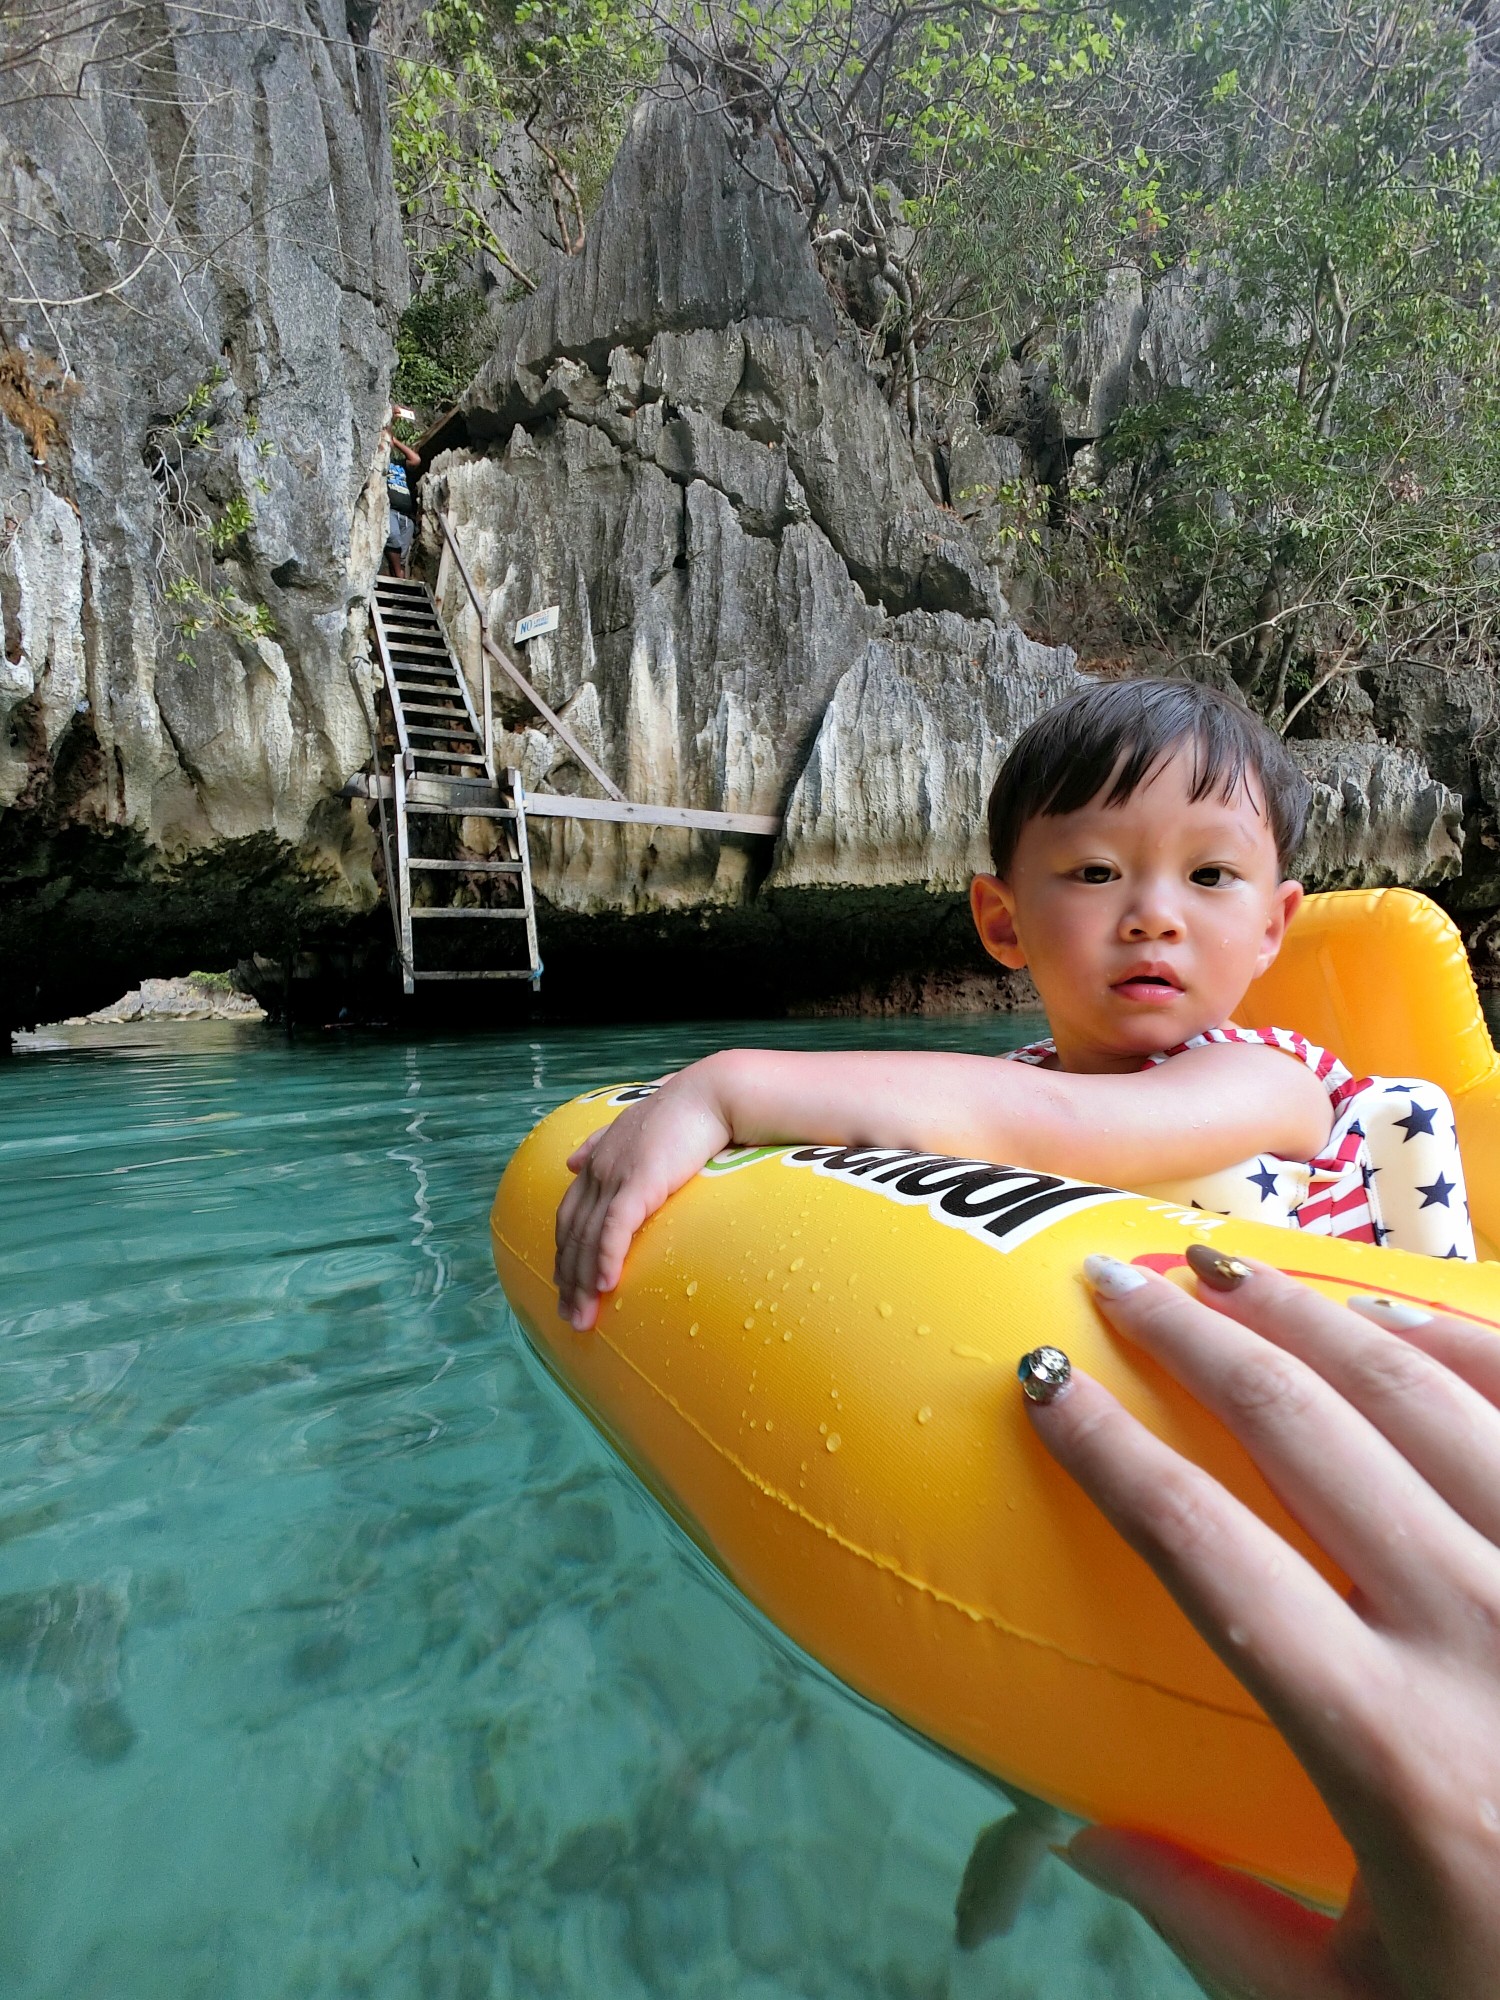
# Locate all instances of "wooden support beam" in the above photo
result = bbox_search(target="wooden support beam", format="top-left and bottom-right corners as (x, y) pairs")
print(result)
(347, 771), (779, 838)
(522, 792), (781, 838)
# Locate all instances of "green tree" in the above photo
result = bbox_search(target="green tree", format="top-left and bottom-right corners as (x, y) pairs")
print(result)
(1052, 0), (1500, 725)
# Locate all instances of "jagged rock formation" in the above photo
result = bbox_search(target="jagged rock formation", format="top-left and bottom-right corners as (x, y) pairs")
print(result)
(425, 88), (1475, 1004)
(0, 1), (403, 1030)
(428, 88), (1081, 981)
(1294, 743), (1464, 889)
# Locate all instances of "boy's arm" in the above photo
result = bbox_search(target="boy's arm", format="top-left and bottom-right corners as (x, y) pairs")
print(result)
(553, 1043), (1332, 1327)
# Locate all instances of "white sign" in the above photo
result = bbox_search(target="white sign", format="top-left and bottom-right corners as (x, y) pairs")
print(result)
(514, 605), (560, 643)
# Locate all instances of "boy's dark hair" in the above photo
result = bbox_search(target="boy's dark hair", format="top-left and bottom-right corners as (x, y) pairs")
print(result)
(987, 678), (1311, 876)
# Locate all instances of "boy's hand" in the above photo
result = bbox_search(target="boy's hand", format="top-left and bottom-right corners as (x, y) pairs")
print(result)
(553, 1064), (732, 1330)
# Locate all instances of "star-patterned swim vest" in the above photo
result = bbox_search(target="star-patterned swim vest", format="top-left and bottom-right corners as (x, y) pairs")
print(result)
(1006, 1023), (1476, 1261)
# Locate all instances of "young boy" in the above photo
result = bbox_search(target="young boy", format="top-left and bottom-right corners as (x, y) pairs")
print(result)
(554, 679), (1472, 1327)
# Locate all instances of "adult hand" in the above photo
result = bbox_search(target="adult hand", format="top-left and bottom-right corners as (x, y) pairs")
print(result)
(1025, 1250), (1500, 2000)
(553, 1068), (731, 1331)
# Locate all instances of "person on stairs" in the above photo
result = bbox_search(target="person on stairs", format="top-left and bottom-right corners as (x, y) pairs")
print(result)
(383, 403), (421, 578)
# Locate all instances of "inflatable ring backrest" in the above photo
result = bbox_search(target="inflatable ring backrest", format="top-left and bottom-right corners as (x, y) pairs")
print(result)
(1241, 888), (1500, 1255)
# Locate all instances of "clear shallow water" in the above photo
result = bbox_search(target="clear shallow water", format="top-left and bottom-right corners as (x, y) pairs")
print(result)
(0, 1017), (1207, 2000)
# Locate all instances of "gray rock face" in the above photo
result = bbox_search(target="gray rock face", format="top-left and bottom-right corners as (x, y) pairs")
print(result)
(458, 90), (840, 428)
(1130, 263), (1212, 401)
(0, 2), (401, 873)
(774, 619), (1070, 892)
(1293, 742), (1465, 889)
(1057, 266), (1147, 438)
(433, 89), (1081, 944)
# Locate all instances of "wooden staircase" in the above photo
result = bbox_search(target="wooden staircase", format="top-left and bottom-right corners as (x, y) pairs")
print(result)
(368, 574), (541, 993)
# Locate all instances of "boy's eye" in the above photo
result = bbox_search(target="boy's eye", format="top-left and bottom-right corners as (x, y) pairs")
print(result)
(1076, 864), (1117, 884)
(1190, 866), (1230, 887)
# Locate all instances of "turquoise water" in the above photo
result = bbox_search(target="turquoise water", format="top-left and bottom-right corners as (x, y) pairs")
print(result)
(0, 1017), (1207, 2000)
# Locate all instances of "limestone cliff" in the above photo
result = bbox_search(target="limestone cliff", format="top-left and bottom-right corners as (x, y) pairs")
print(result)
(424, 88), (1081, 998)
(0, 1), (402, 1029)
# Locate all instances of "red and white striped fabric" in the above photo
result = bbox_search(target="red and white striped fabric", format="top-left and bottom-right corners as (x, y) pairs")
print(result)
(1007, 1024), (1475, 1260)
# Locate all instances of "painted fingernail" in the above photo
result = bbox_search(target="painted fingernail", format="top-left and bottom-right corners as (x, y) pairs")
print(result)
(1082, 1253), (1148, 1299)
(1347, 1294), (1433, 1331)
(1018, 1346), (1072, 1404)
(1186, 1243), (1253, 1291)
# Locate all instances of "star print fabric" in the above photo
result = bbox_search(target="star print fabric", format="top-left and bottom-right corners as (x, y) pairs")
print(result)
(1006, 1025), (1476, 1260)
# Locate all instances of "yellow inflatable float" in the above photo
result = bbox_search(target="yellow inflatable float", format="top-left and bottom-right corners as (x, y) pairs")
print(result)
(491, 889), (1500, 1909)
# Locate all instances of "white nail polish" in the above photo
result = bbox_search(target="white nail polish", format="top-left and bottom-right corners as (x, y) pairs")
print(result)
(1083, 1254), (1149, 1299)
(1347, 1294), (1432, 1331)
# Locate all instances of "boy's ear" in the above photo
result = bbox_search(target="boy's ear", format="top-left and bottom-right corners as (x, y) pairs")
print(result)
(1254, 879), (1305, 976)
(971, 874), (1027, 970)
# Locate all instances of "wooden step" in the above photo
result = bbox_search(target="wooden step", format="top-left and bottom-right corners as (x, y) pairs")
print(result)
(400, 701), (470, 719)
(406, 724), (481, 739)
(411, 969), (538, 981)
(408, 857), (522, 873)
(411, 752), (488, 767)
(410, 905), (529, 919)
(406, 800), (517, 819)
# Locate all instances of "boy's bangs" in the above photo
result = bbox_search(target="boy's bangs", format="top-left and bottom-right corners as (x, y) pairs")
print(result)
(987, 678), (1312, 875)
(1065, 717), (1260, 822)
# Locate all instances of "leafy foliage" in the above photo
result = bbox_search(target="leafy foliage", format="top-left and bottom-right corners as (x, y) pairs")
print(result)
(1050, 0), (1500, 722)
(389, 0), (656, 415)
(393, 277), (493, 414)
(385, 0), (1497, 721)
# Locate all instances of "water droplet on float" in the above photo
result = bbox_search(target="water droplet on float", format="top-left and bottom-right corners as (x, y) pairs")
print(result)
(782, 1330), (792, 1342)
(826, 1433), (842, 1453)
(764, 1419), (773, 1432)
(878, 1302), (893, 1319)
(790, 1257), (805, 1271)
(744, 1317), (756, 1330)
(689, 1322), (699, 1337)
(811, 1282), (821, 1294)
(916, 1323), (931, 1337)
(686, 1281), (699, 1297)
(916, 1406), (932, 1424)
(819, 1422), (828, 1436)
(613, 1298), (624, 1312)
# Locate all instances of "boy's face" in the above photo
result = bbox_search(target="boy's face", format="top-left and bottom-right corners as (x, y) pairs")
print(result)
(971, 744), (1303, 1073)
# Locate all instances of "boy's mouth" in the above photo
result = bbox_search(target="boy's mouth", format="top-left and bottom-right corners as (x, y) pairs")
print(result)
(1111, 964), (1184, 1003)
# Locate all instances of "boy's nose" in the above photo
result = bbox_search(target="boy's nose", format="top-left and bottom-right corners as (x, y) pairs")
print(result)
(1121, 890), (1183, 940)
